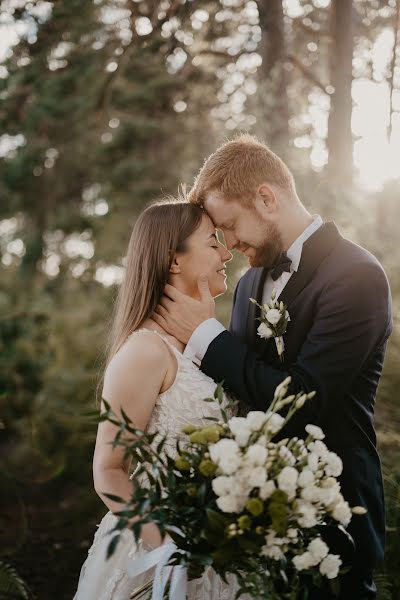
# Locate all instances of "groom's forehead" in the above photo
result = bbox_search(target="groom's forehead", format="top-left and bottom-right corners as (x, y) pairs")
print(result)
(204, 192), (237, 225)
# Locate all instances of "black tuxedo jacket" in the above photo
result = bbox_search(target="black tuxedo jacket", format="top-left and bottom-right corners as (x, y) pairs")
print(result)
(201, 222), (392, 569)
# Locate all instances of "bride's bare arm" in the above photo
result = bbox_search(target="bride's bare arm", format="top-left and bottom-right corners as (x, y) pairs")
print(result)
(92, 333), (172, 547)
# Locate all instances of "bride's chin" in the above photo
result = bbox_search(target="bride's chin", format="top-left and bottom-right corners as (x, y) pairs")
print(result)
(212, 283), (227, 298)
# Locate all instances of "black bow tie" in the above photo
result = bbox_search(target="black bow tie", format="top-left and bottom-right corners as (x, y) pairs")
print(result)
(270, 252), (292, 281)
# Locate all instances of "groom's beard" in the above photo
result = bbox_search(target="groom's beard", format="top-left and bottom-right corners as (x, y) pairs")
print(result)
(248, 223), (283, 268)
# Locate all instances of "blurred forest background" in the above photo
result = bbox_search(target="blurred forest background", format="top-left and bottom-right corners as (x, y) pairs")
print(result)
(0, 0), (399, 598)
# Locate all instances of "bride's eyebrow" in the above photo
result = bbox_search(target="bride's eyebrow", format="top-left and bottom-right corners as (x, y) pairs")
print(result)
(208, 233), (218, 242)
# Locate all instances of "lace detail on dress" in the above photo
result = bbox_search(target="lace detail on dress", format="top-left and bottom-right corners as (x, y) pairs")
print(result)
(100, 569), (125, 600)
(74, 328), (242, 600)
(133, 328), (232, 460)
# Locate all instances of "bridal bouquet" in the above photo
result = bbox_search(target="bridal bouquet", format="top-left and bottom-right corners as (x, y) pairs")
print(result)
(102, 380), (364, 599)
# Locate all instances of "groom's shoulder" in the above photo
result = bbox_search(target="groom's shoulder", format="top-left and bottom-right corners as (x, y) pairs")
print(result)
(334, 233), (385, 269)
(329, 232), (389, 291)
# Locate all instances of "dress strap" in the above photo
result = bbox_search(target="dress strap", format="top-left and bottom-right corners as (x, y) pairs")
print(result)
(128, 328), (184, 359)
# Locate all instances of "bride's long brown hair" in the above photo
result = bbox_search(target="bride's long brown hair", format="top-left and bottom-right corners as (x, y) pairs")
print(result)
(106, 199), (204, 366)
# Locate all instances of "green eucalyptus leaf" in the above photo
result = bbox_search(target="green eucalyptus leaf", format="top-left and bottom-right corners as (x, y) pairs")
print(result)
(102, 492), (126, 504)
(106, 534), (121, 559)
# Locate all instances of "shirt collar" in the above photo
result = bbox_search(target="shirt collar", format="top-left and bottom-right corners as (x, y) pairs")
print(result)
(286, 215), (323, 272)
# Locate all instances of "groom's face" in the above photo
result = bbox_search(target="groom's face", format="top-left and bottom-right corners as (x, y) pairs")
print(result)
(203, 190), (283, 268)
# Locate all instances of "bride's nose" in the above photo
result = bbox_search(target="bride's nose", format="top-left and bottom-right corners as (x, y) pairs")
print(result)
(219, 244), (232, 263)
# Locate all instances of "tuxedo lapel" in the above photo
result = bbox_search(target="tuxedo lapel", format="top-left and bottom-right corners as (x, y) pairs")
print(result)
(246, 267), (268, 347)
(278, 222), (341, 309)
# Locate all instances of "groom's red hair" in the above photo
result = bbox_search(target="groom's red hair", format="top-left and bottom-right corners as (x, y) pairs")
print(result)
(188, 134), (296, 206)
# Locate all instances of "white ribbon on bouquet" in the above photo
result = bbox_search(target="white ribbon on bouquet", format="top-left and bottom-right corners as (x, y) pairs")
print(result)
(126, 541), (187, 600)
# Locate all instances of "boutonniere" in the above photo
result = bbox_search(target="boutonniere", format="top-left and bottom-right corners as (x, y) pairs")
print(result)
(250, 290), (290, 362)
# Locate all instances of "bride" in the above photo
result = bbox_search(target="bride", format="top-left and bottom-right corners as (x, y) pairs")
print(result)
(74, 199), (242, 600)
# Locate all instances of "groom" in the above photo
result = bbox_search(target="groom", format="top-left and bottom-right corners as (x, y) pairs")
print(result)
(153, 135), (392, 599)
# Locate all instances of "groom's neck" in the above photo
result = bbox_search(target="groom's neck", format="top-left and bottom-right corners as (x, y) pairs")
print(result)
(280, 204), (314, 251)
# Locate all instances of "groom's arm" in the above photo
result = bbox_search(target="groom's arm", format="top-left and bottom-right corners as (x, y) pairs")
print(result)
(201, 262), (392, 420)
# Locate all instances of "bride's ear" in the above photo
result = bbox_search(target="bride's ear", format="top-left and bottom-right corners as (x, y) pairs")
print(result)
(169, 256), (181, 274)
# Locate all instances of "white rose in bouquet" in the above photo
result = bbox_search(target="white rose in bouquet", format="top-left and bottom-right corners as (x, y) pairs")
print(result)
(298, 468), (315, 488)
(308, 440), (329, 458)
(319, 554), (342, 579)
(228, 417), (251, 447)
(317, 478), (341, 506)
(307, 452), (319, 472)
(324, 452), (343, 477)
(216, 494), (244, 513)
(293, 550), (320, 570)
(245, 444), (268, 466)
(296, 501), (318, 528)
(246, 411), (268, 431)
(301, 484), (320, 503)
(212, 476), (233, 497)
(247, 466), (268, 488)
(332, 500), (352, 526)
(210, 438), (241, 474)
(277, 466), (298, 499)
(265, 413), (285, 434)
(259, 480), (276, 500)
(308, 537), (329, 561)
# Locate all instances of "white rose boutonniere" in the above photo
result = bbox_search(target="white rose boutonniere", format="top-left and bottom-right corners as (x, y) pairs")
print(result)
(250, 289), (290, 362)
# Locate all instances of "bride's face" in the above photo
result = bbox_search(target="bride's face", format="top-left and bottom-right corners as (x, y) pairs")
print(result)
(171, 214), (232, 298)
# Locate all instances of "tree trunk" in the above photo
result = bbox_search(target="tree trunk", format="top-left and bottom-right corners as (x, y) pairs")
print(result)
(327, 0), (354, 183)
(388, 0), (400, 142)
(257, 0), (290, 157)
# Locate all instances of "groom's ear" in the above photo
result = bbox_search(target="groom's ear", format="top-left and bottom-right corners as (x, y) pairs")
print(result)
(256, 184), (278, 213)
(169, 257), (181, 274)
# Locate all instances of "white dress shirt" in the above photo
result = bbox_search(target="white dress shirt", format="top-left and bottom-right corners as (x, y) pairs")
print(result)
(184, 215), (323, 366)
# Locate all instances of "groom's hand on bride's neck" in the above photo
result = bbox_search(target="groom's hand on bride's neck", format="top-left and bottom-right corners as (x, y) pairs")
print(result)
(153, 277), (215, 344)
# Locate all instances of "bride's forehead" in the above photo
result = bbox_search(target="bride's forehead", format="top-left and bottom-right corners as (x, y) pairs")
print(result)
(198, 213), (216, 233)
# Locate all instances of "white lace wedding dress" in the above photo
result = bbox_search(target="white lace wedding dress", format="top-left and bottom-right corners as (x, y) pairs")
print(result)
(74, 329), (245, 600)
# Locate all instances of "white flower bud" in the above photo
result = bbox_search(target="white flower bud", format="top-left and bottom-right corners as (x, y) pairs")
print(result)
(273, 376), (292, 400)
(305, 424), (325, 440)
(295, 394), (307, 409)
(352, 506), (367, 515)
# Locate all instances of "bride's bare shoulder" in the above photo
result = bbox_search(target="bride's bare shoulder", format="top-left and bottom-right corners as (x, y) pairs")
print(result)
(104, 331), (170, 387)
